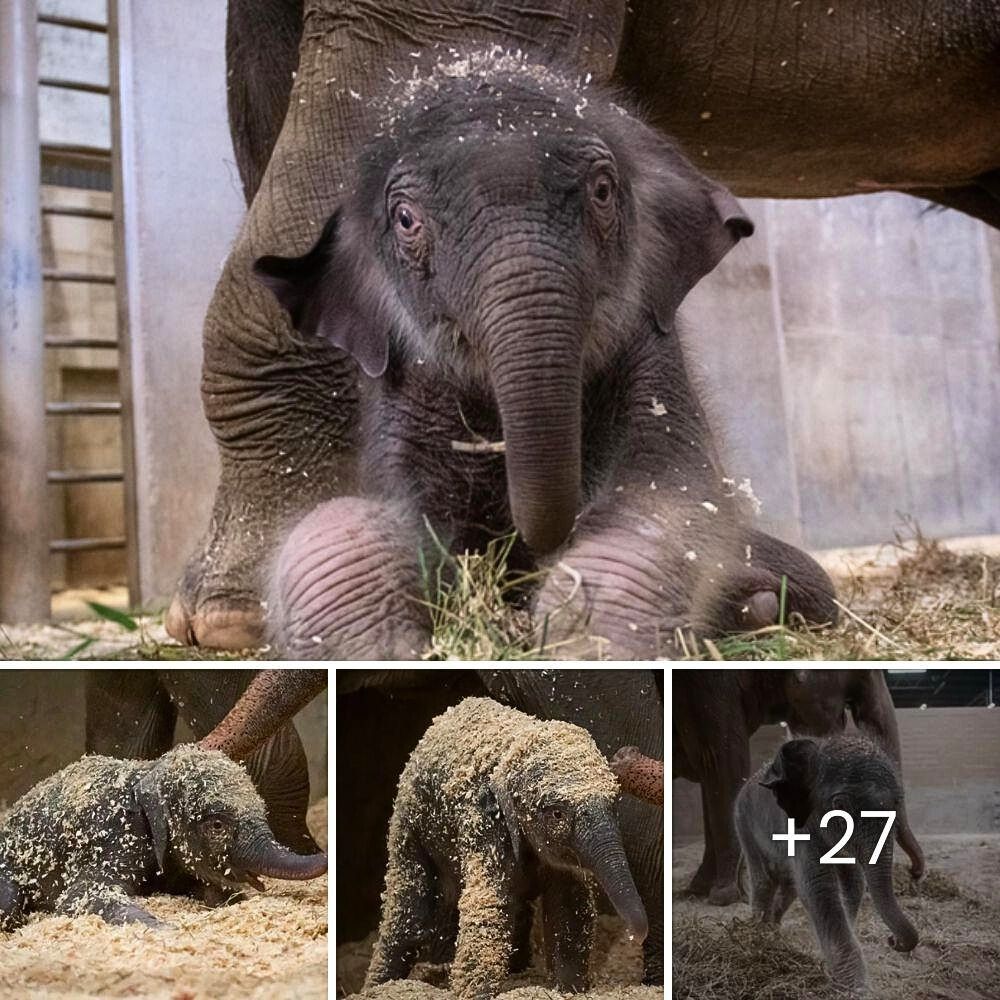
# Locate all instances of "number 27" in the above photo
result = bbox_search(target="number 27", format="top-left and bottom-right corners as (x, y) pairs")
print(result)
(819, 810), (896, 864)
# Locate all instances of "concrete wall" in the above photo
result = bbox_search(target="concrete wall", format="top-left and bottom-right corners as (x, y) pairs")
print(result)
(673, 706), (1000, 842)
(685, 195), (1000, 550)
(0, 669), (328, 806)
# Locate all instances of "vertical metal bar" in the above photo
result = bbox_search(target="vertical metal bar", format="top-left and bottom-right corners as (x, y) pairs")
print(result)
(107, 0), (142, 607)
(0, 0), (50, 622)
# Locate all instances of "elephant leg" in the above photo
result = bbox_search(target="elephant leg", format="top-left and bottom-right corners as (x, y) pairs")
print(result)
(85, 671), (176, 759)
(365, 834), (438, 987)
(686, 790), (717, 896)
(541, 870), (593, 993)
(449, 854), (516, 1000)
(267, 497), (431, 660)
(533, 514), (695, 659)
(509, 898), (534, 974)
(795, 864), (867, 990)
(735, 527), (839, 628)
(746, 867), (777, 921)
(57, 881), (165, 929)
(0, 869), (27, 932)
(838, 863), (864, 924)
(701, 751), (749, 906)
(769, 878), (797, 923)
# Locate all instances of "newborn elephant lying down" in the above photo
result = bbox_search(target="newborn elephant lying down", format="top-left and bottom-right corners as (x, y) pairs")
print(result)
(0, 745), (327, 930)
(255, 50), (837, 659)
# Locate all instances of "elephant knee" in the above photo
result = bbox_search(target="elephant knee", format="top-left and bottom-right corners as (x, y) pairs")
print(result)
(267, 497), (430, 659)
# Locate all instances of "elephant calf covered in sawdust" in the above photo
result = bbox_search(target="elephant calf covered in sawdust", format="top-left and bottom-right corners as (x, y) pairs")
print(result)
(0, 744), (327, 930)
(366, 697), (650, 999)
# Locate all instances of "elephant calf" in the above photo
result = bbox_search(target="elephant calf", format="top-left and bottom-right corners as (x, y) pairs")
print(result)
(735, 736), (919, 991)
(0, 744), (327, 931)
(254, 48), (837, 660)
(366, 697), (648, 999)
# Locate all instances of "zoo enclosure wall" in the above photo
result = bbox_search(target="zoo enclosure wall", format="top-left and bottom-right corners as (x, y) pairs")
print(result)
(0, 670), (328, 806)
(672, 706), (1000, 840)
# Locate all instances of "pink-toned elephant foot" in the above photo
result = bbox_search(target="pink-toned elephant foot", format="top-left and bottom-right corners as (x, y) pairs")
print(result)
(165, 593), (264, 650)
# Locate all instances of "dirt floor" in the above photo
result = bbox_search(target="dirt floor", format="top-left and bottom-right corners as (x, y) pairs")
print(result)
(0, 797), (328, 1000)
(672, 836), (1000, 1000)
(337, 914), (661, 1000)
(0, 530), (996, 660)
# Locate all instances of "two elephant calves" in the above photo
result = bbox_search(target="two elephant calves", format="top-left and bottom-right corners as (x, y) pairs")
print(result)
(736, 736), (919, 992)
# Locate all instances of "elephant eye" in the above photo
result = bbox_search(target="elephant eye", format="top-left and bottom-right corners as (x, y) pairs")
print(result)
(586, 167), (618, 235)
(392, 200), (423, 242)
(552, 808), (563, 820)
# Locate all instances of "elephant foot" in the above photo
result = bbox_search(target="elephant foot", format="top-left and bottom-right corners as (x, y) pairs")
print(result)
(165, 473), (321, 651)
(706, 882), (741, 907)
(165, 592), (264, 650)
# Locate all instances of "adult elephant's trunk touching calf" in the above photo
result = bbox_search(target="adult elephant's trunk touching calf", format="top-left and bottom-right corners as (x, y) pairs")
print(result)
(573, 805), (649, 942)
(486, 301), (582, 555)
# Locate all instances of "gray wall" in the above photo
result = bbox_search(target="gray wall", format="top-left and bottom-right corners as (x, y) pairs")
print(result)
(0, 669), (327, 805)
(684, 194), (1000, 550)
(673, 706), (1000, 840)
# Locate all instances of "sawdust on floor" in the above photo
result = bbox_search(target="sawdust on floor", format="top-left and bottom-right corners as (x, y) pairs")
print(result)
(338, 913), (663, 1000)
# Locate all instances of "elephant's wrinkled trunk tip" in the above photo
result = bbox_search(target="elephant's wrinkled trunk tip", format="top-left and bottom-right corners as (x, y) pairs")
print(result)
(239, 837), (328, 881)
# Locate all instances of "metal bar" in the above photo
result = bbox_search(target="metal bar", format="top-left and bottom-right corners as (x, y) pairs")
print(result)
(44, 337), (118, 349)
(47, 470), (124, 484)
(42, 268), (116, 284)
(40, 141), (111, 160)
(39, 76), (110, 96)
(37, 13), (108, 34)
(50, 536), (126, 553)
(46, 401), (122, 416)
(109, 0), (141, 606)
(42, 205), (113, 220)
(1, 0), (49, 622)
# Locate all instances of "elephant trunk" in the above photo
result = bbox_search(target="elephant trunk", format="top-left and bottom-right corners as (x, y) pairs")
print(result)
(860, 841), (918, 952)
(199, 669), (327, 760)
(892, 799), (925, 881)
(574, 805), (648, 942)
(484, 285), (582, 555)
(234, 826), (328, 881)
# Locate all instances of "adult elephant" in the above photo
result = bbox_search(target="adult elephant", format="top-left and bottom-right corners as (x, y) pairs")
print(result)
(203, 668), (664, 984)
(673, 668), (925, 906)
(165, 0), (1000, 651)
(85, 669), (325, 854)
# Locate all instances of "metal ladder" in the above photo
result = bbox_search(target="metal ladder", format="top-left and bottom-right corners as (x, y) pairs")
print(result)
(38, 9), (127, 560)
(0, 3), (132, 623)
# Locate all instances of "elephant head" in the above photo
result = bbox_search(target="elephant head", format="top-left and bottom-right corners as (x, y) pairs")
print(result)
(253, 52), (751, 555)
(760, 737), (919, 953)
(135, 744), (328, 892)
(488, 719), (649, 942)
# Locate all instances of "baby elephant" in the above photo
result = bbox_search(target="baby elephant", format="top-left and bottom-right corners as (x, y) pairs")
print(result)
(255, 48), (837, 660)
(735, 736), (919, 991)
(0, 744), (327, 930)
(366, 697), (648, 999)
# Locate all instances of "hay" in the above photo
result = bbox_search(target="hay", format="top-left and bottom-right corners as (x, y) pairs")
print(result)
(0, 797), (328, 1000)
(673, 837), (1000, 1000)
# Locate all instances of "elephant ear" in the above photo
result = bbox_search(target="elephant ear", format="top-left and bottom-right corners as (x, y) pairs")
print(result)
(253, 209), (415, 378)
(633, 135), (754, 331)
(135, 768), (170, 874)
(487, 777), (527, 865)
(759, 738), (820, 827)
